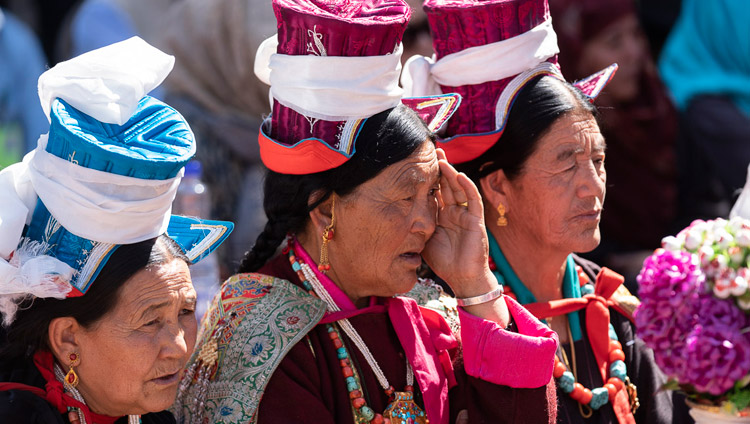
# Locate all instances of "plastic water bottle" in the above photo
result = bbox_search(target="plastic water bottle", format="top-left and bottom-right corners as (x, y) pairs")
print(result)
(173, 160), (221, 321)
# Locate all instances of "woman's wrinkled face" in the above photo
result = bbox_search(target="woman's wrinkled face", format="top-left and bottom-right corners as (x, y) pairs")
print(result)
(506, 112), (606, 255)
(328, 140), (439, 303)
(578, 13), (648, 102)
(74, 258), (197, 416)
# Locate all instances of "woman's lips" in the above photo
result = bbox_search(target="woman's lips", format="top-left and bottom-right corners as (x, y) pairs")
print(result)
(573, 209), (602, 221)
(399, 252), (422, 266)
(151, 371), (180, 385)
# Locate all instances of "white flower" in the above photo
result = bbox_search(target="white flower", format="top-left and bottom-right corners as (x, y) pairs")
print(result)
(729, 216), (745, 233)
(684, 230), (703, 250)
(737, 230), (750, 247)
(698, 245), (715, 266)
(715, 228), (734, 250)
(713, 277), (732, 299)
(731, 274), (749, 297)
(661, 236), (682, 252)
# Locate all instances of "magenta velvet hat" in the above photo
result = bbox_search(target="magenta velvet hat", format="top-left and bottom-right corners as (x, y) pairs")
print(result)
(254, 0), (461, 175)
(401, 0), (618, 164)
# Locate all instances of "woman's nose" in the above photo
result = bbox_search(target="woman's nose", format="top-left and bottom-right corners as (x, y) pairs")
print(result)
(576, 161), (606, 200)
(411, 197), (437, 238)
(160, 321), (191, 359)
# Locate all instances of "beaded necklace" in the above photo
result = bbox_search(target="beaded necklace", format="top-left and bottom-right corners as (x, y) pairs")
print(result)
(550, 276), (634, 417)
(287, 243), (428, 424)
(489, 253), (639, 418)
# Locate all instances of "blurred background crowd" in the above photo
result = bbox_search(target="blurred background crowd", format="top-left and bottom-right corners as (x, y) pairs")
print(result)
(1, 0), (747, 298)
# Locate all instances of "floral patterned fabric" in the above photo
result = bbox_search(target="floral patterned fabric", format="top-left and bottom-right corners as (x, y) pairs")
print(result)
(172, 273), (326, 423)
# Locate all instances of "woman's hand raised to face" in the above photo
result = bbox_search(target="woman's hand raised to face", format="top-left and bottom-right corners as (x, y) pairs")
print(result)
(422, 149), (496, 298)
(422, 149), (510, 326)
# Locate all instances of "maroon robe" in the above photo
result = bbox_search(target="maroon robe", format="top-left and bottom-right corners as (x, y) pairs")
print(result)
(256, 254), (557, 423)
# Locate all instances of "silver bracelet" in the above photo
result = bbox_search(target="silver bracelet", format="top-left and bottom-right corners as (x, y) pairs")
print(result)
(455, 286), (504, 307)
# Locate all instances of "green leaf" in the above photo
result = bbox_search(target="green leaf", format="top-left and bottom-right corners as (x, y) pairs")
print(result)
(728, 389), (750, 411)
(661, 379), (681, 392)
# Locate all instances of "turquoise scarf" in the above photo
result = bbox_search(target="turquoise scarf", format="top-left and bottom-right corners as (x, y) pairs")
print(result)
(488, 232), (583, 342)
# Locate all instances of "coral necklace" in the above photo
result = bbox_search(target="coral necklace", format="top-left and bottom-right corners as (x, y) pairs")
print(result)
(490, 256), (639, 418)
(287, 244), (428, 424)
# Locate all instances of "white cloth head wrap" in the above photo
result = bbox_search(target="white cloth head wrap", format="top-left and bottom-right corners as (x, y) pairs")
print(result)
(0, 36), (176, 324)
(254, 35), (403, 121)
(400, 18), (559, 97)
(731, 163), (750, 220)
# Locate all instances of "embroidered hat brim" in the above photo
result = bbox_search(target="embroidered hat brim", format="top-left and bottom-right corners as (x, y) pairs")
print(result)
(259, 93), (462, 175)
(437, 64), (618, 164)
(24, 199), (233, 296)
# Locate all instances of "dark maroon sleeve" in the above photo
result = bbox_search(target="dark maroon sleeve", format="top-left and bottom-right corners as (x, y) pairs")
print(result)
(257, 335), (337, 423)
(449, 349), (558, 424)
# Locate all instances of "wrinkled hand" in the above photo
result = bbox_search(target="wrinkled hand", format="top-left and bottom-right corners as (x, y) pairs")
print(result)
(422, 149), (496, 298)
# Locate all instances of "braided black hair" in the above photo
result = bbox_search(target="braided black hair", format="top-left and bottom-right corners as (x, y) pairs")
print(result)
(238, 104), (434, 273)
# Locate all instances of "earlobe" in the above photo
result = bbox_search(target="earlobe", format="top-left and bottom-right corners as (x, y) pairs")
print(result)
(48, 317), (82, 365)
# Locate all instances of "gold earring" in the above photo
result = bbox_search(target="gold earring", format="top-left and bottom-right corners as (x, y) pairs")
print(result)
(319, 195), (336, 273)
(65, 352), (80, 388)
(496, 203), (508, 227)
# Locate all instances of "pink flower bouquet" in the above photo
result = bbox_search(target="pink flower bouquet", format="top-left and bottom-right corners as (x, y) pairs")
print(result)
(636, 218), (750, 413)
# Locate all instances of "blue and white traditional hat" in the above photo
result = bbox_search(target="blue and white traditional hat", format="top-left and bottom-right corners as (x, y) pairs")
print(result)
(0, 37), (233, 324)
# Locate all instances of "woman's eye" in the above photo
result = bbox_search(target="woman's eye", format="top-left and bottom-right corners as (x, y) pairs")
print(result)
(428, 187), (438, 196)
(180, 308), (196, 316)
(143, 318), (160, 327)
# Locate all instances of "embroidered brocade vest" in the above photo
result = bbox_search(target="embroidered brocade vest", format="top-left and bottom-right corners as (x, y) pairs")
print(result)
(172, 274), (458, 424)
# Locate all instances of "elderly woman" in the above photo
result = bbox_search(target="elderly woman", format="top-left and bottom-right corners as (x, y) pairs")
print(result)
(173, 1), (558, 423)
(402, 0), (687, 423)
(0, 38), (232, 423)
(550, 0), (679, 286)
(402, 0), (681, 423)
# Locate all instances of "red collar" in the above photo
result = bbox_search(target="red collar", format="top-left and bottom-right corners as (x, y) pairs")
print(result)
(32, 351), (120, 424)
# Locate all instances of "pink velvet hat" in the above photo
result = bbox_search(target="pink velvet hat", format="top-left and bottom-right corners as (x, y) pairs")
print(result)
(401, 0), (618, 164)
(254, 0), (461, 175)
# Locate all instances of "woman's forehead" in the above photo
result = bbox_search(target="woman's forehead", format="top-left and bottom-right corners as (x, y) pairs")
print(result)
(539, 114), (604, 156)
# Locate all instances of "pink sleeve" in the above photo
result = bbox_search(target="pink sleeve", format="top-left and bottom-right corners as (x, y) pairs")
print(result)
(460, 295), (558, 388)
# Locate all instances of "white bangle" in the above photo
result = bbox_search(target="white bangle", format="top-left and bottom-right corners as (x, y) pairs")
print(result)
(455, 286), (504, 307)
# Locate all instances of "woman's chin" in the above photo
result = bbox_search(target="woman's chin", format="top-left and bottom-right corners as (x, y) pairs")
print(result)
(570, 233), (602, 254)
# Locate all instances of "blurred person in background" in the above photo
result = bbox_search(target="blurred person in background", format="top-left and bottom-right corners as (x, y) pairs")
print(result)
(0, 0), (76, 64)
(0, 8), (48, 168)
(402, 0), (433, 65)
(659, 0), (750, 225)
(54, 0), (178, 99)
(158, 0), (276, 277)
(550, 0), (680, 290)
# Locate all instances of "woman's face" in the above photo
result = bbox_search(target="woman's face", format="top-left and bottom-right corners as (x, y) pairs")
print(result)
(504, 112), (606, 255)
(73, 258), (197, 416)
(328, 140), (439, 303)
(578, 13), (648, 102)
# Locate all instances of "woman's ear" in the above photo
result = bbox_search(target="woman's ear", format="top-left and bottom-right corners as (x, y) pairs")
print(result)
(308, 193), (335, 236)
(48, 317), (82, 366)
(479, 168), (511, 213)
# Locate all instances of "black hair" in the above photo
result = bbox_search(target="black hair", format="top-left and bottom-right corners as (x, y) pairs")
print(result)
(238, 103), (434, 273)
(456, 75), (598, 183)
(0, 234), (189, 361)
